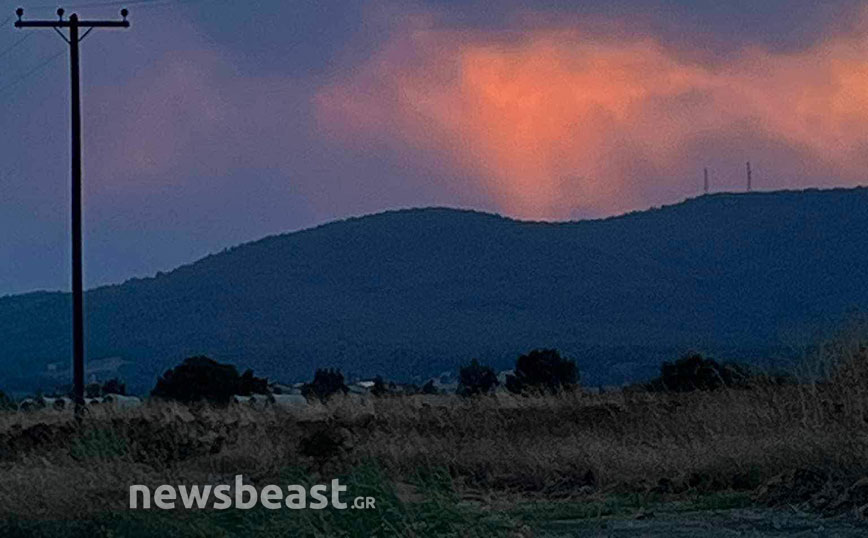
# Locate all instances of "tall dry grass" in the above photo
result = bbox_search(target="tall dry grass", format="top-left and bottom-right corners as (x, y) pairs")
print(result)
(2, 334), (868, 521)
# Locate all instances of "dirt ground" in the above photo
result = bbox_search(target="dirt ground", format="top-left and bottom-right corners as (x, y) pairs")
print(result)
(536, 508), (868, 537)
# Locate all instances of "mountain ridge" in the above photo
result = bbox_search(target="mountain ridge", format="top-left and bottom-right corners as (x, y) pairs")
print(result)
(2, 186), (867, 393)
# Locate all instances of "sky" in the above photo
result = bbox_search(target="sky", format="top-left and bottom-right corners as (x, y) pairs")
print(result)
(2, 0), (868, 295)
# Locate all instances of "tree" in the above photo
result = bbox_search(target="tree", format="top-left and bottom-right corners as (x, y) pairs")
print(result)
(643, 354), (780, 392)
(151, 356), (267, 406)
(370, 375), (388, 397)
(655, 353), (736, 392)
(0, 390), (14, 411)
(506, 349), (579, 395)
(85, 382), (101, 399)
(302, 368), (348, 402)
(457, 359), (499, 397)
(102, 378), (127, 395)
(239, 369), (268, 395)
(86, 378), (127, 398)
(421, 379), (439, 395)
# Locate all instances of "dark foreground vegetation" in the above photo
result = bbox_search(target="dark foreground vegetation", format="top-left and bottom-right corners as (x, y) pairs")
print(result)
(2, 336), (868, 536)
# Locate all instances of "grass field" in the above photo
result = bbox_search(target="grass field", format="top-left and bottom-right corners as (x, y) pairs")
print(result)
(2, 335), (868, 536)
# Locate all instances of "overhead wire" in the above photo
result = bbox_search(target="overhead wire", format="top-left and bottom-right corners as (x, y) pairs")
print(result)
(1, 0), (216, 97)
(26, 0), (198, 10)
(0, 47), (64, 96)
(0, 33), (32, 61)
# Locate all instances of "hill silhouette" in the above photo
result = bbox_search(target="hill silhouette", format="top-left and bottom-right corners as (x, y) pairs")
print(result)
(3, 187), (868, 392)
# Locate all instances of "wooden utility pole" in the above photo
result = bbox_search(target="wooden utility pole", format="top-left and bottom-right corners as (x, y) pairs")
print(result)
(703, 167), (709, 194)
(14, 7), (130, 417)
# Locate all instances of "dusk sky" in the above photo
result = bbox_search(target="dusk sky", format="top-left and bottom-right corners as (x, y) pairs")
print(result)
(3, 0), (868, 295)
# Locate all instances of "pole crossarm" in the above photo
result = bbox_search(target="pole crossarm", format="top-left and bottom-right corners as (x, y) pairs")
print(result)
(14, 7), (129, 30)
(16, 20), (128, 27)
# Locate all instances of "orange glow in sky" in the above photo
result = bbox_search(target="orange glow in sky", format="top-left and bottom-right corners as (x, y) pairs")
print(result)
(316, 19), (868, 219)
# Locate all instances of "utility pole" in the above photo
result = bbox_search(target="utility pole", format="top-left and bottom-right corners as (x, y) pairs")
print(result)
(703, 167), (709, 195)
(15, 7), (130, 418)
(746, 161), (752, 192)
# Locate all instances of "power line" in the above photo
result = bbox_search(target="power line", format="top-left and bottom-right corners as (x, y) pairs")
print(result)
(28, 0), (152, 8)
(28, 0), (195, 10)
(0, 33), (32, 62)
(0, 48), (64, 95)
(0, 15), (30, 64)
(0, 0), (204, 100)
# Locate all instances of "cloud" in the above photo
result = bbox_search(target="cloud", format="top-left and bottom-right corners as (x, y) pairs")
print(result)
(87, 49), (309, 192)
(5, 0), (868, 294)
(315, 13), (868, 219)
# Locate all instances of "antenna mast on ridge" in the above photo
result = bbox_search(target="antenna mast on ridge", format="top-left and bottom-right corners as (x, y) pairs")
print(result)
(746, 161), (752, 192)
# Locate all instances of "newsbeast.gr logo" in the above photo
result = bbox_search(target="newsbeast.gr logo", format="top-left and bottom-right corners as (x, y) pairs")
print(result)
(130, 475), (376, 510)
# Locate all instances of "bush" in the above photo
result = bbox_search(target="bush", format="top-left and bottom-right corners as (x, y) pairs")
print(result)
(421, 380), (439, 395)
(239, 369), (268, 394)
(829, 343), (868, 387)
(506, 349), (579, 395)
(0, 390), (14, 411)
(151, 356), (267, 405)
(102, 378), (127, 395)
(302, 368), (348, 402)
(648, 353), (747, 392)
(371, 376), (388, 397)
(457, 359), (498, 397)
(397, 383), (421, 396)
(86, 378), (127, 398)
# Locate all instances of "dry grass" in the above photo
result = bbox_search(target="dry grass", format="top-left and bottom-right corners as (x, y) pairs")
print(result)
(1, 383), (867, 520)
(2, 333), (868, 524)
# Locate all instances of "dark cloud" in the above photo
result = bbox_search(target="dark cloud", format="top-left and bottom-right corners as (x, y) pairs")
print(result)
(1, 0), (867, 294)
(423, 0), (864, 53)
